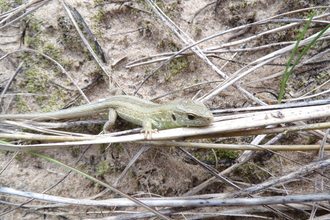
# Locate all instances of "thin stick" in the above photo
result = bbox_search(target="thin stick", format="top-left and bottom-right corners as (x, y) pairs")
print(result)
(0, 62), (23, 107)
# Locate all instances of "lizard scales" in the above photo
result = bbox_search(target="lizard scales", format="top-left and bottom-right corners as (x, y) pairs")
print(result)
(0, 95), (214, 137)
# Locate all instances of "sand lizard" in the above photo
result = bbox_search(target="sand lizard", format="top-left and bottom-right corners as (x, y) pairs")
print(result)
(0, 95), (214, 138)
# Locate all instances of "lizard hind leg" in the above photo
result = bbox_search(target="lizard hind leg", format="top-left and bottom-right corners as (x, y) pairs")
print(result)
(103, 108), (117, 133)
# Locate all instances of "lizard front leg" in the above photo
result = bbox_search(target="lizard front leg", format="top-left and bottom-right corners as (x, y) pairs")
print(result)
(103, 108), (117, 133)
(141, 120), (158, 139)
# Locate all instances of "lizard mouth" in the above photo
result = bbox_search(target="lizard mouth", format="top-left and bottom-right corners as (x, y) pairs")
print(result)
(207, 115), (214, 123)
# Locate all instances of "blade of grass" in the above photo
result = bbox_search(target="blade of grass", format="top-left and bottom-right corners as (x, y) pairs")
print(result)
(278, 12), (330, 102)
(278, 12), (315, 102)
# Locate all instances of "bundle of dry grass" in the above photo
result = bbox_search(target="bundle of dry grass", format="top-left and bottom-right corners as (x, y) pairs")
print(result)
(1, 0), (330, 219)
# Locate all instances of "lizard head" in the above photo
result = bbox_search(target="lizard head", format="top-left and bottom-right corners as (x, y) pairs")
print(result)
(169, 99), (214, 128)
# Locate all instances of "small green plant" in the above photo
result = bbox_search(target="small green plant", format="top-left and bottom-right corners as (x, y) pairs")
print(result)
(164, 57), (189, 81)
(42, 43), (62, 59)
(69, 147), (82, 158)
(0, 1), (11, 13)
(278, 12), (330, 102)
(136, 0), (152, 11)
(24, 66), (49, 95)
(93, 10), (104, 23)
(41, 43), (63, 69)
(95, 161), (111, 177)
(206, 149), (239, 162)
(16, 96), (30, 113)
(23, 18), (45, 48)
(235, 163), (269, 183)
(112, 143), (123, 153)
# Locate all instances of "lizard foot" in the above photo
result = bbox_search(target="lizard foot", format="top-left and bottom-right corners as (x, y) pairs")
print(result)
(141, 128), (158, 139)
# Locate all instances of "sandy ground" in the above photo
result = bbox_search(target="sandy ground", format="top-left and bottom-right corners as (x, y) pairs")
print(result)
(1, 0), (330, 219)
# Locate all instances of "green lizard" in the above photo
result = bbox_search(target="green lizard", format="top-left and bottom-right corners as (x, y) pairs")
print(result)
(0, 95), (214, 138)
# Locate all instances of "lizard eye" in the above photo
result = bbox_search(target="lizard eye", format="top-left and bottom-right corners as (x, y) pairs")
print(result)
(187, 114), (195, 120)
(172, 114), (176, 121)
